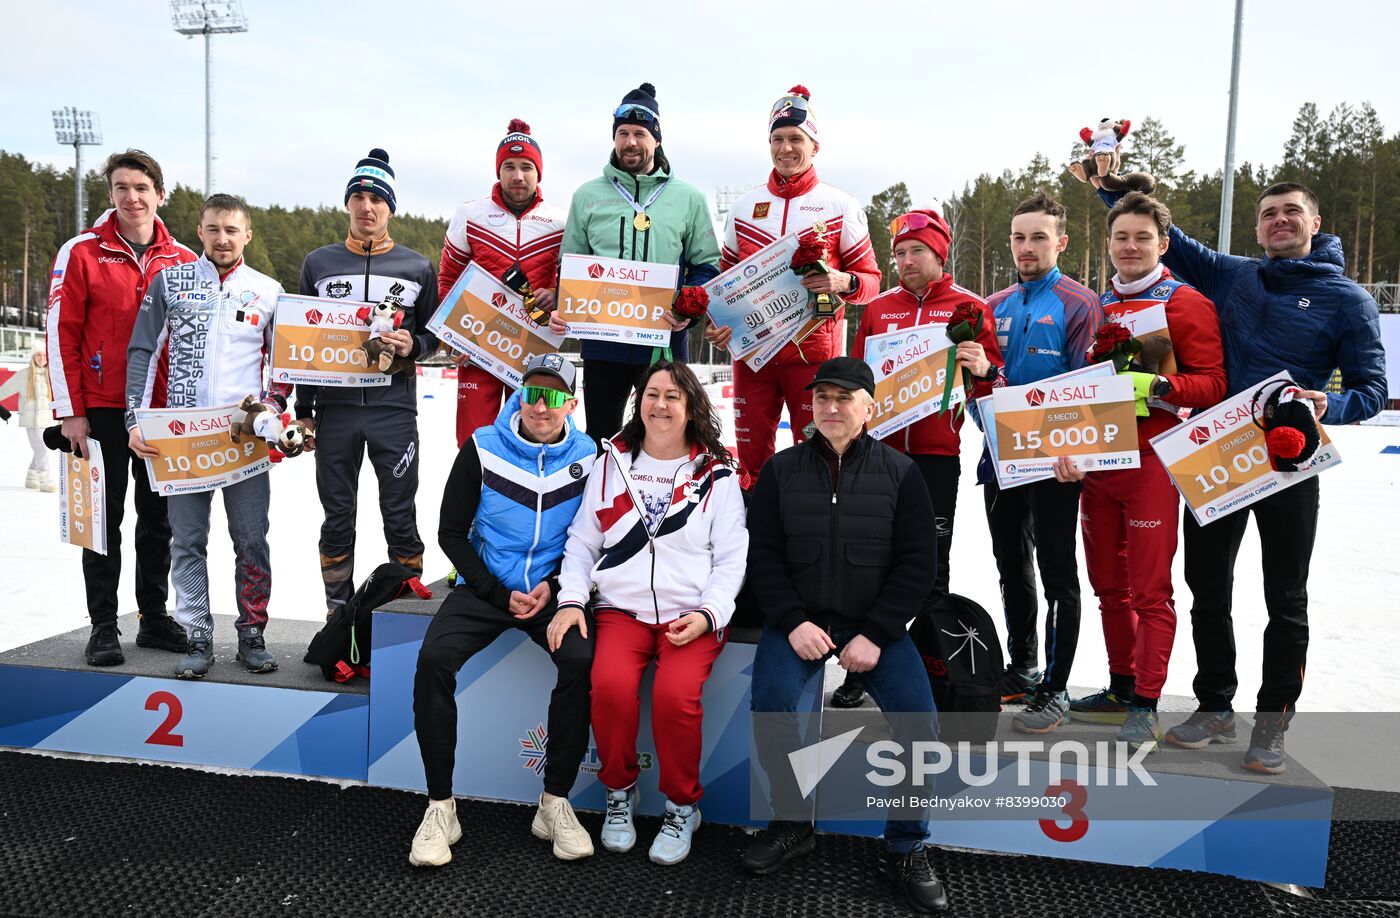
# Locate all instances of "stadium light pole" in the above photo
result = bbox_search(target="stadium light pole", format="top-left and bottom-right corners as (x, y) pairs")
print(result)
(170, 0), (248, 194)
(52, 107), (103, 236)
(1218, 0), (1245, 253)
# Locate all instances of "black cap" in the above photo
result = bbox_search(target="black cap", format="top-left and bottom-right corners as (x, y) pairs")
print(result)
(805, 356), (875, 396)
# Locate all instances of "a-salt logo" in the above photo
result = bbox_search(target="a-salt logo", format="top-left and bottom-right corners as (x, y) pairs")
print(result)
(881, 358), (896, 376)
(304, 308), (324, 326)
(1189, 425), (1212, 445)
(1026, 388), (1046, 407)
(491, 292), (508, 309)
(167, 420), (186, 436)
(587, 263), (605, 279)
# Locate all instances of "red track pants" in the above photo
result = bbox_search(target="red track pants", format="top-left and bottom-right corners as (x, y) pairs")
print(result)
(455, 363), (506, 448)
(1080, 452), (1180, 699)
(733, 359), (818, 490)
(590, 611), (726, 806)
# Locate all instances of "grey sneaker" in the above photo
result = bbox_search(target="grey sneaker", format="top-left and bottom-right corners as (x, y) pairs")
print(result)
(176, 634), (213, 679)
(600, 787), (637, 853)
(1243, 715), (1288, 775)
(1117, 707), (1163, 753)
(237, 627), (278, 673)
(1012, 687), (1069, 734)
(1165, 710), (1237, 749)
(1000, 667), (1042, 703)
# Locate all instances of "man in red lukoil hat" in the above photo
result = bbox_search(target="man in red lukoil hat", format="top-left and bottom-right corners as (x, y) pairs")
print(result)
(706, 85), (882, 491)
(439, 119), (566, 447)
(829, 209), (1004, 710)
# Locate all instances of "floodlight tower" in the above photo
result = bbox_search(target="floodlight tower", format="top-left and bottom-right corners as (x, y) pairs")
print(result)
(170, 0), (248, 194)
(52, 107), (103, 234)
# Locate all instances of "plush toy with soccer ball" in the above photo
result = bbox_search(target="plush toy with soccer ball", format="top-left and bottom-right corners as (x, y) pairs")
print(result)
(1068, 118), (1156, 194)
(356, 297), (415, 374)
(230, 394), (313, 463)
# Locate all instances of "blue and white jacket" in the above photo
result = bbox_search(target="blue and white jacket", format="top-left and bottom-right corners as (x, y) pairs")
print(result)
(985, 266), (1103, 386)
(439, 391), (595, 608)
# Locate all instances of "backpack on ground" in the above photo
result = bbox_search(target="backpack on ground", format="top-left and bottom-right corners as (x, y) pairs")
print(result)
(304, 562), (432, 682)
(908, 593), (1004, 744)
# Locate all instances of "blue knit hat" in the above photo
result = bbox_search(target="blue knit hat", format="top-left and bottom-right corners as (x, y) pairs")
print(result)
(612, 83), (661, 141)
(344, 148), (397, 214)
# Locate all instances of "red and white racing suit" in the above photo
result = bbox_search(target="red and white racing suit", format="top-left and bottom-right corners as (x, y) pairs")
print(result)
(438, 185), (565, 447)
(1082, 267), (1226, 699)
(720, 168), (880, 489)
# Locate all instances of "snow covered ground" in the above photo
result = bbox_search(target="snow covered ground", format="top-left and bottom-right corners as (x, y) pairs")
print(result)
(1, 367), (1396, 712)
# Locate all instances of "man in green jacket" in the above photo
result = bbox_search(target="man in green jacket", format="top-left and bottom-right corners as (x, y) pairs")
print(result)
(552, 82), (721, 442)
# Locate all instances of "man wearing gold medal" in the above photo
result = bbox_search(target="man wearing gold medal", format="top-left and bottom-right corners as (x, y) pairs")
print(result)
(554, 83), (721, 443)
(705, 85), (882, 492)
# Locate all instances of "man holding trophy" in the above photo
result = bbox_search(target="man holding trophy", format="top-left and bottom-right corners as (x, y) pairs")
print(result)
(706, 85), (881, 491)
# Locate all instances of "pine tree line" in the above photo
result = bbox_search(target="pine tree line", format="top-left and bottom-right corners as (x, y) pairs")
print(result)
(3, 102), (1396, 337)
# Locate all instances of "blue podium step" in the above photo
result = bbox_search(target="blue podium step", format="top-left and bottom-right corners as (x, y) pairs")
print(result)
(0, 613), (368, 781)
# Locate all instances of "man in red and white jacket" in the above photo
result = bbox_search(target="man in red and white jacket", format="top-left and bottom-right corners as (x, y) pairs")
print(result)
(1053, 192), (1226, 751)
(853, 209), (1004, 600)
(47, 149), (197, 667)
(439, 120), (566, 447)
(706, 85), (881, 490)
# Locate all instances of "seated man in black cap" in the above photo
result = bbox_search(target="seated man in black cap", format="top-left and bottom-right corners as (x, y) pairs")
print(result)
(743, 356), (950, 914)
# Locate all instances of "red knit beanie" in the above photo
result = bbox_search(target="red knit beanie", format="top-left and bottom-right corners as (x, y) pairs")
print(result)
(891, 208), (951, 265)
(496, 119), (544, 180)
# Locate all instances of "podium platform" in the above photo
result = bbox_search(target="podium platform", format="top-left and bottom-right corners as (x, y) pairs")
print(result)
(0, 595), (1337, 886)
(365, 580), (767, 828)
(812, 678), (1332, 886)
(0, 614), (368, 781)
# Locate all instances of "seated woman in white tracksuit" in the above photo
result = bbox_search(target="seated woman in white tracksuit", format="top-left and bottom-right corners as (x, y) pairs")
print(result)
(552, 360), (747, 866)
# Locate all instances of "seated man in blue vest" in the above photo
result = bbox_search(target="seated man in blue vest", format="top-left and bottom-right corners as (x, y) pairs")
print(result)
(410, 353), (597, 867)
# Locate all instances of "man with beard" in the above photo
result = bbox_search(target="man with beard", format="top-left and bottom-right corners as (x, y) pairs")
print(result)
(440, 120), (566, 447)
(553, 83), (720, 442)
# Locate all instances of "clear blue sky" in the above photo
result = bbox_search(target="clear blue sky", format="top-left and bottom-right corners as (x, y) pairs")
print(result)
(3, 0), (1396, 220)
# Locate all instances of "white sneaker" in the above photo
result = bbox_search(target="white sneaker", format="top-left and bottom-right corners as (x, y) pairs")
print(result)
(649, 799), (701, 865)
(24, 469), (38, 490)
(531, 793), (595, 860)
(408, 800), (462, 867)
(600, 787), (637, 853)
(38, 472), (57, 493)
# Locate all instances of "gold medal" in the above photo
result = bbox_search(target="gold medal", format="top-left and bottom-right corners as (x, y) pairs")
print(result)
(634, 212), (651, 232)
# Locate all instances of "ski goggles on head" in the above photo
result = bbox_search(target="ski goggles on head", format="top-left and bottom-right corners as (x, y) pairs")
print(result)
(889, 212), (943, 238)
(769, 96), (811, 129)
(521, 385), (572, 409)
(613, 103), (658, 123)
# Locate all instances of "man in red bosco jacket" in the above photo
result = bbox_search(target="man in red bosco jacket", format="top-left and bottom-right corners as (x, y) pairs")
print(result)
(854, 209), (1003, 597)
(707, 85), (881, 490)
(1052, 192), (1226, 751)
(46, 149), (197, 667)
(837, 209), (1002, 709)
(439, 120), (566, 447)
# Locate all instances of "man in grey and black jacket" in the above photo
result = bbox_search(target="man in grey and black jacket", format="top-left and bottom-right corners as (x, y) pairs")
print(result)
(296, 148), (440, 616)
